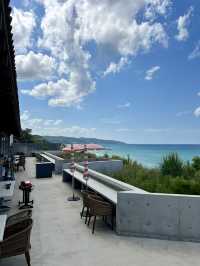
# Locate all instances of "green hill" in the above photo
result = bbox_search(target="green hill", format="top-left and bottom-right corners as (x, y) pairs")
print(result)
(43, 136), (126, 145)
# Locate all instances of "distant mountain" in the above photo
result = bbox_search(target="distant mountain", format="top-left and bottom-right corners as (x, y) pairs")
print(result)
(43, 136), (126, 145)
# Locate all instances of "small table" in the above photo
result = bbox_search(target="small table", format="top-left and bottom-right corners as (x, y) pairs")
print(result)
(0, 181), (15, 212)
(0, 214), (7, 241)
(0, 181), (15, 199)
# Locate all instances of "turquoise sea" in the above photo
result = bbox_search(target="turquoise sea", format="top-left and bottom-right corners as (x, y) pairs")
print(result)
(96, 144), (200, 168)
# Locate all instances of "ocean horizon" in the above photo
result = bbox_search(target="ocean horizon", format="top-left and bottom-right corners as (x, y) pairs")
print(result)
(96, 143), (200, 168)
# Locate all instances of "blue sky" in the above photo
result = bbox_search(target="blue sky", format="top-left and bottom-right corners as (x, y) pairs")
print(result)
(11, 0), (200, 144)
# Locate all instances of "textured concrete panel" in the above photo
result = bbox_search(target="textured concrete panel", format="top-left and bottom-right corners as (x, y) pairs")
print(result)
(44, 152), (66, 174)
(179, 196), (200, 241)
(117, 192), (200, 242)
(63, 160), (123, 174)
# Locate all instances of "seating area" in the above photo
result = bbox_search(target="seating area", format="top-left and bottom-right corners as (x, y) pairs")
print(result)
(14, 154), (26, 172)
(0, 174), (33, 265)
(0, 218), (33, 266)
(0, 153), (34, 265)
(0, 157), (200, 266)
(80, 190), (114, 234)
(0, 210), (33, 265)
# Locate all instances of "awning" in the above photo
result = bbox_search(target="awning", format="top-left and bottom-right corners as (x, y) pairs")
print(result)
(62, 144), (106, 152)
(0, 0), (21, 136)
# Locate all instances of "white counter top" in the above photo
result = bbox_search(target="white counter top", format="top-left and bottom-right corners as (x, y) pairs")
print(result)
(65, 169), (117, 204)
(0, 214), (7, 241)
(0, 181), (15, 199)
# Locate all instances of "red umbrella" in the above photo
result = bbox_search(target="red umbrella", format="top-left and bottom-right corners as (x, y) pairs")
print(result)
(84, 143), (105, 151)
(62, 143), (106, 152)
(64, 143), (109, 200)
(62, 144), (84, 152)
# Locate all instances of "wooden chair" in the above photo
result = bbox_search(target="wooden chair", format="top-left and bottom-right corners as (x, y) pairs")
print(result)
(80, 190), (103, 224)
(81, 190), (96, 219)
(6, 210), (32, 227)
(87, 196), (113, 234)
(0, 218), (33, 266)
(14, 155), (20, 172)
(17, 155), (26, 171)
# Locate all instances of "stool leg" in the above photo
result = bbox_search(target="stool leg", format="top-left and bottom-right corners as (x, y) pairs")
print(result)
(92, 216), (96, 234)
(87, 215), (91, 226)
(81, 206), (85, 219)
(111, 215), (114, 230)
(85, 208), (89, 224)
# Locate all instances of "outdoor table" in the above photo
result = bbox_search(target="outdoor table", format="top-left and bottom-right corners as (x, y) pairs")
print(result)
(0, 181), (15, 212)
(0, 214), (7, 241)
(14, 156), (20, 171)
(65, 169), (117, 204)
(0, 181), (15, 199)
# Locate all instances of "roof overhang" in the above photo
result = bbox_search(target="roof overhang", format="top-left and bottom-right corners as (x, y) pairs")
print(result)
(0, 0), (21, 137)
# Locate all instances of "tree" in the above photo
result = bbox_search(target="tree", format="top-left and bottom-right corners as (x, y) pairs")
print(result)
(160, 153), (183, 177)
(18, 128), (34, 143)
(192, 156), (200, 171)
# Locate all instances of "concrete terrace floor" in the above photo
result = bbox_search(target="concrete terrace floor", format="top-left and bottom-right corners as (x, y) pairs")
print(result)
(1, 158), (200, 266)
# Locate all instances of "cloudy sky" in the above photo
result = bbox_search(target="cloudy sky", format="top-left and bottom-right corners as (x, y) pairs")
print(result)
(11, 0), (200, 144)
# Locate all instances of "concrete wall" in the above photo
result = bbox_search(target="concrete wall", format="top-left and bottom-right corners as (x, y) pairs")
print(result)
(76, 164), (146, 193)
(63, 162), (146, 194)
(13, 143), (40, 156)
(43, 152), (66, 174)
(43, 150), (61, 156)
(117, 191), (200, 242)
(85, 160), (123, 174)
(63, 160), (123, 174)
(62, 158), (200, 242)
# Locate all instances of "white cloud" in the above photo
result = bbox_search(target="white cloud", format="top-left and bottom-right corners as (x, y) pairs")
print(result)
(20, 111), (63, 126)
(194, 107), (200, 117)
(35, 0), (95, 107)
(28, 118), (43, 128)
(117, 102), (131, 109)
(20, 111), (95, 136)
(145, 65), (160, 80)
(54, 120), (62, 126)
(188, 41), (200, 60)
(12, 8), (36, 53)
(17, 0), (169, 107)
(145, 0), (172, 20)
(103, 57), (129, 76)
(76, 0), (168, 56)
(16, 51), (56, 81)
(43, 120), (54, 126)
(42, 119), (63, 126)
(54, 126), (96, 137)
(20, 110), (30, 121)
(175, 6), (193, 42)
(21, 74), (95, 107)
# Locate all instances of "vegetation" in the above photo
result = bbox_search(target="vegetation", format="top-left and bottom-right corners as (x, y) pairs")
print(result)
(17, 130), (200, 195)
(108, 153), (200, 195)
(160, 153), (183, 177)
(16, 128), (61, 150)
(59, 151), (109, 162)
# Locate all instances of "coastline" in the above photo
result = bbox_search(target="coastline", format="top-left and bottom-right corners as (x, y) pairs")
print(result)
(95, 143), (200, 167)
